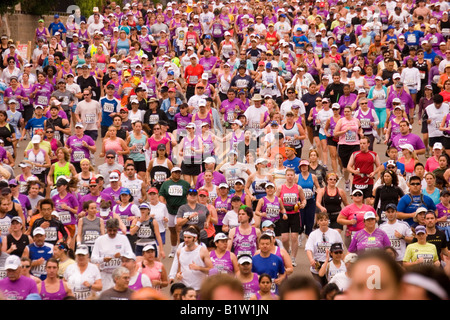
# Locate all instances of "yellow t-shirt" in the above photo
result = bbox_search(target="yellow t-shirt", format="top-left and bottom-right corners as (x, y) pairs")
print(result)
(403, 242), (438, 264)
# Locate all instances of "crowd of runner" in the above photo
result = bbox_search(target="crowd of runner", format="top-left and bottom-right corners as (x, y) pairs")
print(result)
(0, 0), (449, 301)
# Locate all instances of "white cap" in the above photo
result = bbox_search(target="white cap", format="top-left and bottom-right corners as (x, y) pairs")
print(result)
(171, 166), (182, 173)
(238, 255), (252, 264)
(5, 255), (21, 270)
(255, 158), (268, 165)
(400, 143), (414, 153)
(433, 142), (443, 150)
(364, 211), (376, 220)
(198, 99), (207, 107)
(75, 244), (89, 255)
(31, 135), (41, 144)
(203, 157), (216, 164)
(393, 73), (401, 79)
(33, 227), (46, 236)
(214, 233), (228, 242)
(109, 172), (120, 181)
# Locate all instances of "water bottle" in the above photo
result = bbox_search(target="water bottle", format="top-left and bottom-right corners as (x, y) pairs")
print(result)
(353, 214), (357, 227)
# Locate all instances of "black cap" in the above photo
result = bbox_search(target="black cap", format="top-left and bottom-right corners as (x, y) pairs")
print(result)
(330, 243), (343, 252)
(157, 143), (166, 150)
(386, 203), (397, 211)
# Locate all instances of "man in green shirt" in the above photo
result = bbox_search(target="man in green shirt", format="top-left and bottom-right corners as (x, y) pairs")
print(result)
(158, 167), (191, 258)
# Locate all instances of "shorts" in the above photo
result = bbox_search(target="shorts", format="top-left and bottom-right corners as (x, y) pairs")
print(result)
(312, 125), (320, 137)
(84, 129), (98, 142)
(135, 241), (159, 257)
(279, 212), (301, 234)
(352, 184), (374, 199)
(443, 136), (450, 149)
(181, 161), (202, 176)
(328, 212), (343, 230)
(134, 160), (147, 173)
(319, 133), (327, 141)
(327, 137), (338, 148)
(409, 88), (418, 94)
(421, 119), (428, 134)
(167, 214), (177, 228)
(338, 144), (360, 168)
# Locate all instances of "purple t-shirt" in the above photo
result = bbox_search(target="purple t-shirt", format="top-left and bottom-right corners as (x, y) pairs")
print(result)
(220, 98), (246, 122)
(391, 133), (426, 152)
(65, 135), (95, 163)
(348, 228), (391, 254)
(0, 276), (38, 300)
(4, 87), (26, 111)
(78, 193), (113, 214)
(52, 192), (79, 226)
(32, 82), (54, 106)
(195, 171), (227, 189)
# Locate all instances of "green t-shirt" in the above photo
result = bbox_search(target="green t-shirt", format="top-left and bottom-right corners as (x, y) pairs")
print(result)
(403, 242), (438, 265)
(158, 178), (191, 215)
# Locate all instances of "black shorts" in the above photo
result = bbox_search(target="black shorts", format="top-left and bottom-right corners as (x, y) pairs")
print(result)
(279, 212), (301, 234)
(338, 144), (360, 168)
(312, 125), (320, 137)
(352, 184), (374, 199)
(327, 137), (338, 148)
(181, 161), (202, 176)
(443, 136), (450, 150)
(421, 120), (428, 134)
(134, 160), (147, 173)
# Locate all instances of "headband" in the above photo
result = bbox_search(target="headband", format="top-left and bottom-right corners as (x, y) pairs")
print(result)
(402, 273), (448, 300)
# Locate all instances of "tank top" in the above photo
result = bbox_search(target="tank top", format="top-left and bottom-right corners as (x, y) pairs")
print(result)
(183, 136), (202, 163)
(26, 148), (47, 175)
(251, 175), (269, 200)
(81, 216), (102, 249)
(77, 172), (93, 196)
(128, 273), (144, 291)
(242, 273), (260, 300)
(179, 245), (206, 290)
(129, 132), (146, 162)
(53, 162), (71, 184)
(298, 173), (315, 200)
(326, 260), (346, 282)
(140, 261), (163, 286)
(280, 184), (299, 214)
(283, 122), (301, 148)
(116, 38), (130, 54)
(135, 217), (157, 246)
(202, 133), (215, 158)
(322, 187), (343, 223)
(210, 250), (234, 275)
(261, 196), (281, 223)
(6, 233), (30, 257)
(214, 196), (231, 226)
(230, 130), (244, 151)
(150, 158), (171, 190)
(232, 226), (258, 257)
(143, 76), (157, 98)
(113, 203), (135, 232)
(40, 280), (66, 300)
(355, 108), (375, 135)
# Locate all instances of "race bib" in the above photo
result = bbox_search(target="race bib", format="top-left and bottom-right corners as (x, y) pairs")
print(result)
(103, 103), (115, 113)
(345, 130), (357, 143)
(37, 96), (48, 105)
(59, 211), (72, 224)
(138, 225), (153, 238)
(168, 185), (183, 196)
(85, 113), (95, 124)
(303, 188), (314, 200)
(45, 227), (58, 242)
(73, 151), (86, 162)
(83, 230), (100, 244)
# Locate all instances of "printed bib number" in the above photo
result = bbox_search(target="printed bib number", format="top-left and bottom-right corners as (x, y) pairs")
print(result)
(168, 185), (183, 196)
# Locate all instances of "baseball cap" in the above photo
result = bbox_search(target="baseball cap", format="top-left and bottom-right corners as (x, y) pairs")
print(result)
(139, 203), (151, 210)
(433, 142), (443, 150)
(143, 244), (157, 252)
(203, 157), (216, 164)
(218, 183), (229, 189)
(120, 188), (132, 196)
(33, 227), (46, 236)
(148, 187), (159, 194)
(330, 243), (344, 252)
(214, 233), (228, 242)
(255, 158), (268, 165)
(11, 216), (23, 224)
(5, 255), (21, 270)
(400, 144), (414, 153)
(364, 211), (376, 220)
(386, 203), (397, 211)
(415, 225), (426, 234)
(261, 220), (275, 228)
(299, 159), (310, 167)
(171, 167), (182, 173)
(352, 189), (364, 196)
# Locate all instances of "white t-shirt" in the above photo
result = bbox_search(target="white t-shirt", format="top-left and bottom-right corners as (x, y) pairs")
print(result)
(64, 262), (102, 300)
(304, 228), (344, 274)
(279, 99), (306, 117)
(149, 201), (169, 233)
(379, 220), (413, 261)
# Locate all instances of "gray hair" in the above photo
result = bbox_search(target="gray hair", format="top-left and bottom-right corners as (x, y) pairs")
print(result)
(106, 218), (120, 229)
(112, 266), (130, 283)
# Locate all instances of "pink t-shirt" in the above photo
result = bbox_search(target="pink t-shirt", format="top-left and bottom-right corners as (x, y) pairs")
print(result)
(425, 156), (439, 173)
(139, 261), (163, 287)
(340, 203), (377, 234)
(337, 117), (360, 145)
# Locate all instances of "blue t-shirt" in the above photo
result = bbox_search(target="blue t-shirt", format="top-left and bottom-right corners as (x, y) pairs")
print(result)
(283, 157), (301, 174)
(25, 117), (47, 137)
(251, 253), (285, 280)
(48, 22), (66, 35)
(100, 96), (120, 127)
(28, 242), (54, 280)
(396, 193), (436, 226)
(382, 161), (405, 175)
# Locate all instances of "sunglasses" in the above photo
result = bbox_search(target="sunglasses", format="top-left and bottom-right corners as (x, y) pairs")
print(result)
(333, 251), (343, 254)
(46, 130), (54, 133)
(353, 193), (363, 196)
(106, 156), (115, 159)
(410, 182), (421, 186)
(328, 178), (337, 181)
(21, 265), (31, 268)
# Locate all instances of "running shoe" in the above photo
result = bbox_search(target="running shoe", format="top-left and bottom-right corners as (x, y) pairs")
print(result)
(344, 180), (351, 192)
